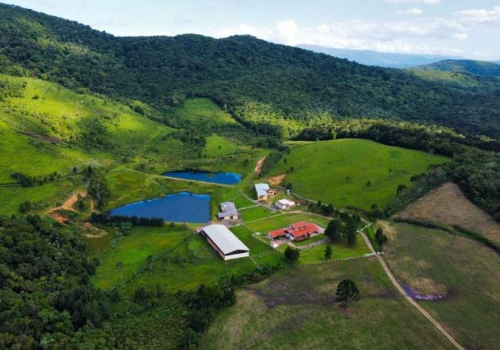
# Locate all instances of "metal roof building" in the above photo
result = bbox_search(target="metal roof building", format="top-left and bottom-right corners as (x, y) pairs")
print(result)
(255, 183), (271, 200)
(218, 202), (239, 220)
(201, 224), (250, 260)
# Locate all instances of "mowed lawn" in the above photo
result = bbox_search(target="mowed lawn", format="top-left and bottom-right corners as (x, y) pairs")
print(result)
(245, 213), (330, 233)
(202, 258), (454, 350)
(270, 139), (450, 210)
(383, 222), (500, 350)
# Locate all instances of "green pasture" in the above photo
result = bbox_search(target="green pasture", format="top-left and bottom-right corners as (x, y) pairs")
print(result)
(269, 139), (450, 211)
(239, 205), (278, 222)
(230, 225), (275, 256)
(384, 222), (500, 350)
(93, 226), (256, 294)
(203, 257), (454, 350)
(245, 213), (330, 233)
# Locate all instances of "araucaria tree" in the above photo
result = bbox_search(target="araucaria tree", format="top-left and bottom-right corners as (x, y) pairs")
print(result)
(375, 228), (388, 250)
(284, 247), (300, 262)
(325, 245), (332, 260)
(336, 279), (359, 305)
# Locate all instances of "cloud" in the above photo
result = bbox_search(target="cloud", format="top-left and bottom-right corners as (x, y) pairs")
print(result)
(382, 0), (439, 4)
(398, 8), (423, 15)
(453, 6), (500, 26)
(214, 19), (464, 55)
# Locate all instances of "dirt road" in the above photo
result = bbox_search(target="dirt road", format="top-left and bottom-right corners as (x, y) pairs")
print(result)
(254, 157), (266, 174)
(360, 230), (464, 350)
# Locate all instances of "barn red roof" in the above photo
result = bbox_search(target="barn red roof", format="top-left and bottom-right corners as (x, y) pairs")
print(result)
(287, 223), (319, 238)
(269, 228), (287, 238)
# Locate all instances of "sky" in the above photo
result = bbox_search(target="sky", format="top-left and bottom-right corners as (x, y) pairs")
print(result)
(5, 0), (500, 59)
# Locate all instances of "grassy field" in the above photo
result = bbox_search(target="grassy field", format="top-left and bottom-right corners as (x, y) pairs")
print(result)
(382, 221), (500, 349)
(92, 226), (256, 295)
(239, 205), (278, 221)
(202, 258), (454, 350)
(245, 213), (330, 233)
(269, 139), (450, 211)
(229, 225), (275, 256)
(396, 182), (500, 246)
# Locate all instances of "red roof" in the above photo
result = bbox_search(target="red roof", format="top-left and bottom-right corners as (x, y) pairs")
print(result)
(288, 223), (319, 238)
(289, 221), (308, 230)
(269, 228), (287, 238)
(269, 222), (319, 239)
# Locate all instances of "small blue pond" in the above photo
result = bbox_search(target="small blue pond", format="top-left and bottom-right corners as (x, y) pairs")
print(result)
(163, 171), (242, 185)
(110, 192), (211, 223)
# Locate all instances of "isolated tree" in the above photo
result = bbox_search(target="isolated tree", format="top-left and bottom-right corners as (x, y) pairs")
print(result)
(72, 166), (77, 174)
(325, 245), (332, 260)
(366, 181), (371, 187)
(286, 182), (293, 191)
(116, 261), (123, 281)
(375, 228), (388, 250)
(147, 255), (154, 271)
(325, 218), (343, 242)
(336, 279), (359, 305)
(284, 247), (300, 263)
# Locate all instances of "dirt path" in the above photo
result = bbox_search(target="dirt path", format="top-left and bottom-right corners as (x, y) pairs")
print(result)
(254, 156), (267, 174)
(46, 191), (87, 214)
(360, 230), (464, 350)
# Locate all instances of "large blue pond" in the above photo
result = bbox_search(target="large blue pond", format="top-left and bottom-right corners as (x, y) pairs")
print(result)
(110, 192), (211, 223)
(163, 171), (242, 185)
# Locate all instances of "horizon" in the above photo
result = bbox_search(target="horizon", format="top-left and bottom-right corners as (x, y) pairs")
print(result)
(4, 0), (500, 61)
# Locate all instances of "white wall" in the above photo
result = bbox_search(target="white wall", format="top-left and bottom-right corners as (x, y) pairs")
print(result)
(224, 252), (250, 261)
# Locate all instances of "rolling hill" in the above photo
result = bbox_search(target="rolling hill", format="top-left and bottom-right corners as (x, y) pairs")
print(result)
(414, 59), (500, 76)
(2, 4), (500, 138)
(297, 44), (461, 68)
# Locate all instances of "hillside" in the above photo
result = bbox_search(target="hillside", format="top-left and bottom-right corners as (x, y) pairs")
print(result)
(298, 44), (460, 68)
(2, 4), (500, 138)
(414, 59), (500, 76)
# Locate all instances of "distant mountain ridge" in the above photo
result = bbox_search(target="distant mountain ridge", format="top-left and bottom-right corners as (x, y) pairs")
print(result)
(414, 59), (500, 76)
(297, 44), (463, 68)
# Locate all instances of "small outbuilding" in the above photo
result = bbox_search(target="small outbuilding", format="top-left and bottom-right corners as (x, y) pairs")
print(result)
(275, 199), (296, 210)
(218, 202), (239, 221)
(201, 224), (250, 261)
(255, 183), (277, 201)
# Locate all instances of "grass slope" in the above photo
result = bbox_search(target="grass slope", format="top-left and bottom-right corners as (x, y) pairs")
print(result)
(270, 139), (450, 210)
(382, 221), (500, 349)
(203, 258), (454, 350)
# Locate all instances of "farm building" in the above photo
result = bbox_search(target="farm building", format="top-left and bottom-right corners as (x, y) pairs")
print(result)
(218, 202), (239, 221)
(200, 224), (250, 260)
(268, 222), (320, 242)
(254, 183), (277, 200)
(275, 199), (295, 210)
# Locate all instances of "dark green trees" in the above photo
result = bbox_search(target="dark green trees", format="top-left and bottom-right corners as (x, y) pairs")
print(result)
(88, 170), (111, 209)
(336, 279), (360, 305)
(325, 245), (332, 260)
(325, 218), (343, 242)
(375, 228), (388, 250)
(284, 246), (300, 262)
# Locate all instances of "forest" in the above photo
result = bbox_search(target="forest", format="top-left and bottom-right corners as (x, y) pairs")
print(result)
(2, 3), (500, 138)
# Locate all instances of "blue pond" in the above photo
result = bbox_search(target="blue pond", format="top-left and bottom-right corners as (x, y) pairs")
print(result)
(110, 192), (211, 223)
(163, 171), (242, 185)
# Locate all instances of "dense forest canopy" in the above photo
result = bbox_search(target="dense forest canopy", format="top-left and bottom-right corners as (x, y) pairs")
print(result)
(2, 4), (500, 138)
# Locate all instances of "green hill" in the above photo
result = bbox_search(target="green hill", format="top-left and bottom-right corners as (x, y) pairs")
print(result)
(2, 4), (500, 138)
(415, 59), (500, 76)
(268, 139), (450, 211)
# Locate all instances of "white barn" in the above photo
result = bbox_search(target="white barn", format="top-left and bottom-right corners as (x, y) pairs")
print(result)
(201, 224), (250, 261)
(276, 199), (296, 210)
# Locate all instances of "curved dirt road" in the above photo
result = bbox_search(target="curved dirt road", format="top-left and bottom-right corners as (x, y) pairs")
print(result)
(360, 231), (464, 350)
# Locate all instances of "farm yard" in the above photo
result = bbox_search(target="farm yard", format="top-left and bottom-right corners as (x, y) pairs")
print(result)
(269, 139), (450, 211)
